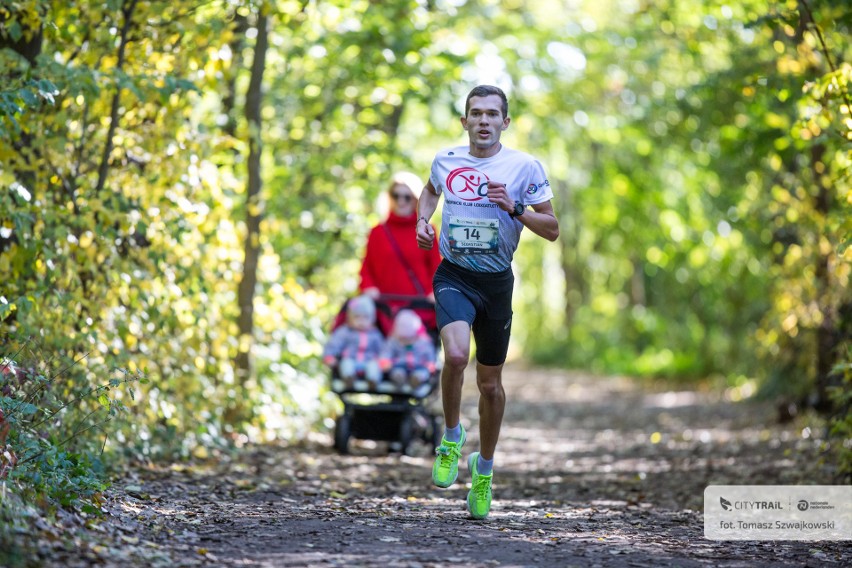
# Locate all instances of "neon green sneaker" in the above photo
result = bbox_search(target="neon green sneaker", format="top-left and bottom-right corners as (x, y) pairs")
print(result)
(432, 426), (466, 488)
(466, 452), (493, 519)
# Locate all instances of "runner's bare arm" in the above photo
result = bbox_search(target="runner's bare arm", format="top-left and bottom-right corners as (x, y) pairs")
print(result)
(517, 200), (559, 242)
(416, 180), (441, 249)
(485, 181), (559, 242)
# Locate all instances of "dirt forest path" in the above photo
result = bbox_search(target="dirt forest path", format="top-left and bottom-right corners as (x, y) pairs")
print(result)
(50, 365), (848, 567)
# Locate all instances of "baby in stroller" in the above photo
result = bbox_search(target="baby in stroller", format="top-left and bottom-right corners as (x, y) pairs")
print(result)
(325, 294), (443, 454)
(324, 295), (439, 394)
(322, 294), (384, 390)
(381, 309), (437, 390)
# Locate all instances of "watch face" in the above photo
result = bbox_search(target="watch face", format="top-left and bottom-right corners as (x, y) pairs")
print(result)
(514, 203), (524, 216)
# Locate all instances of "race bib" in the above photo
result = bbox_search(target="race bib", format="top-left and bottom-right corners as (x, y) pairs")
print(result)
(448, 216), (499, 255)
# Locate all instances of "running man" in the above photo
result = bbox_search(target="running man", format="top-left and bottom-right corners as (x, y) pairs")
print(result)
(415, 85), (559, 519)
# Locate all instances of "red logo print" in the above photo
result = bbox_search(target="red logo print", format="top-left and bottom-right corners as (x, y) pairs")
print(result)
(446, 167), (489, 202)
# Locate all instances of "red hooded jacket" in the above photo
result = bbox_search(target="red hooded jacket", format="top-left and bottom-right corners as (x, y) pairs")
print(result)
(359, 212), (441, 325)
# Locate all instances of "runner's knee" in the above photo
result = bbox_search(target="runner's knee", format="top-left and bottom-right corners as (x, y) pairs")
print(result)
(444, 344), (470, 369)
(478, 380), (504, 401)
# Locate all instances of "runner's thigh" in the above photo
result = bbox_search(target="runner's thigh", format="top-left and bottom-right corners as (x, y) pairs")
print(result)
(471, 270), (513, 366)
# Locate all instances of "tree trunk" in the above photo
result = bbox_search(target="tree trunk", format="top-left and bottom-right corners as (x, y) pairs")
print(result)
(95, 0), (139, 194)
(0, 9), (43, 65)
(810, 143), (836, 411)
(231, 10), (269, 427)
(555, 179), (581, 328)
(796, 5), (839, 411)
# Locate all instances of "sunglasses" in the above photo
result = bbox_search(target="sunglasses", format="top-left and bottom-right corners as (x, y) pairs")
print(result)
(390, 192), (413, 202)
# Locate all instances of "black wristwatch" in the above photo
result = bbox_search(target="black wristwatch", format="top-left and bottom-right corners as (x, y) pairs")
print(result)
(509, 201), (525, 219)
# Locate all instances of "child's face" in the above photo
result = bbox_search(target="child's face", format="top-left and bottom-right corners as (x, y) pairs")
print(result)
(348, 312), (373, 330)
(393, 312), (421, 343)
(394, 327), (419, 345)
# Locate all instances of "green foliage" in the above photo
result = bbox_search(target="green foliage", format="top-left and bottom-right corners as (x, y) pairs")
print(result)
(0, 341), (143, 559)
(0, 78), (58, 137)
(828, 346), (852, 481)
(499, 0), (851, 397)
(0, 343), (143, 500)
(1, 0), (467, 462)
(0, 0), (849, 485)
(745, 2), (851, 404)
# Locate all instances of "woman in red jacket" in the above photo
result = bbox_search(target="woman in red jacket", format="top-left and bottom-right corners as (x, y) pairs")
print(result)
(359, 172), (441, 327)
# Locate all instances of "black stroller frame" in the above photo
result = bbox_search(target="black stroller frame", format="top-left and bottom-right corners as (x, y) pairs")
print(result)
(329, 295), (443, 455)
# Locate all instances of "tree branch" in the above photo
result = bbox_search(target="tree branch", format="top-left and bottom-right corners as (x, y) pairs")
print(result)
(95, 0), (140, 194)
(798, 0), (852, 114)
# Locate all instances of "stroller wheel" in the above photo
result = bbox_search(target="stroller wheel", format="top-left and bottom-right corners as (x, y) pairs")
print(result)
(397, 413), (414, 456)
(334, 414), (352, 454)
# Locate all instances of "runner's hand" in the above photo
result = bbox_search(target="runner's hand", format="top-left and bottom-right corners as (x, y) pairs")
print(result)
(416, 219), (435, 249)
(485, 181), (512, 212)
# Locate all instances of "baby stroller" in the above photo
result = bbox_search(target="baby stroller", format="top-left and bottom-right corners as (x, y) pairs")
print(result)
(328, 294), (443, 455)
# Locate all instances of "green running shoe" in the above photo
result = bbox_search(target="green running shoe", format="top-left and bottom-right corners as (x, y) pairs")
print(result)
(432, 425), (466, 488)
(466, 452), (493, 519)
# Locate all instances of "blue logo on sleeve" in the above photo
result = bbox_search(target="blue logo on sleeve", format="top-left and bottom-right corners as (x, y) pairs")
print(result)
(526, 179), (550, 195)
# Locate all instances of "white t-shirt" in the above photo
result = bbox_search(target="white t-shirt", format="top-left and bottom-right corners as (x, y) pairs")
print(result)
(429, 144), (554, 272)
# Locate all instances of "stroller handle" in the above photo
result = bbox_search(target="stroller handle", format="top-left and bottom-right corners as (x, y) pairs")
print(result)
(376, 293), (435, 311)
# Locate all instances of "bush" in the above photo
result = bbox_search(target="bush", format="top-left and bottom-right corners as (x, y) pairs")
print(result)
(828, 344), (852, 482)
(0, 340), (144, 561)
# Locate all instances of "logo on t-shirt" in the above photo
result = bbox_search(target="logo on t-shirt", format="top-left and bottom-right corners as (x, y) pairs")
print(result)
(526, 179), (550, 195)
(446, 167), (489, 202)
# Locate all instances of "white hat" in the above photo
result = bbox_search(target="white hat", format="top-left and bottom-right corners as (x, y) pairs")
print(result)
(348, 295), (376, 322)
(392, 309), (423, 339)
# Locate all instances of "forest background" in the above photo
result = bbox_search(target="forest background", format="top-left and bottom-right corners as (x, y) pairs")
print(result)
(0, 0), (850, 545)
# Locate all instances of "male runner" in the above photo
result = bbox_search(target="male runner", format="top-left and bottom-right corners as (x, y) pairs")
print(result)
(415, 84), (559, 519)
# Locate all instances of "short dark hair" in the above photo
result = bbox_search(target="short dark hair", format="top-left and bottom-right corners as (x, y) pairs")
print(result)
(465, 85), (508, 118)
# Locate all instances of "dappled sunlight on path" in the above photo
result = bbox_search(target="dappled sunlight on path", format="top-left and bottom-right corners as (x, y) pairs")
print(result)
(52, 364), (847, 568)
(477, 365), (821, 513)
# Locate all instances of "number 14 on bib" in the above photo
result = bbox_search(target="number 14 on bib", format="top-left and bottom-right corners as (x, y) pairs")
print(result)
(448, 216), (499, 255)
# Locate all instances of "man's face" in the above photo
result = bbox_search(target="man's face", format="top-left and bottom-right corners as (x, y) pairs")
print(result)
(462, 94), (510, 154)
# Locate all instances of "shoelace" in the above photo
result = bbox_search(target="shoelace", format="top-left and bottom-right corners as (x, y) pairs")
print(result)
(471, 474), (492, 504)
(435, 442), (461, 467)
(472, 475), (492, 496)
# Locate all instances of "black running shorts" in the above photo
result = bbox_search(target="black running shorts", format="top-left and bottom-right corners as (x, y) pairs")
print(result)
(432, 260), (514, 366)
